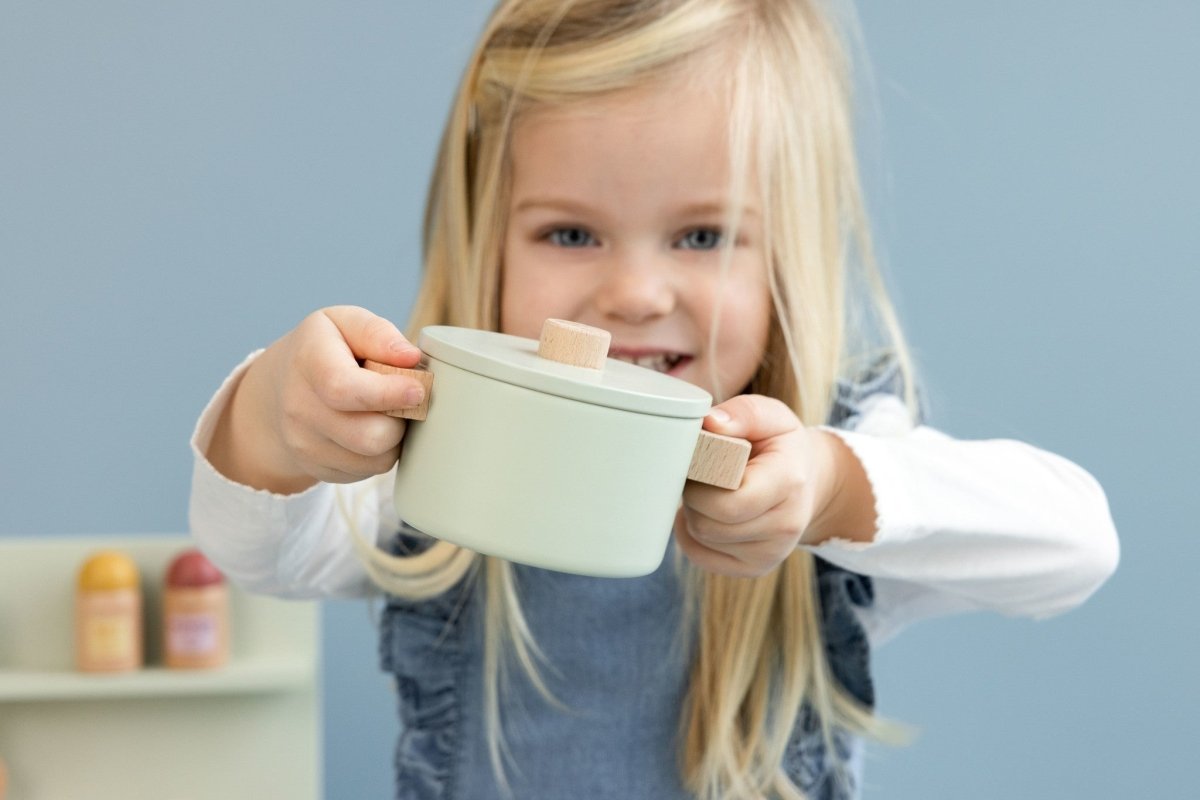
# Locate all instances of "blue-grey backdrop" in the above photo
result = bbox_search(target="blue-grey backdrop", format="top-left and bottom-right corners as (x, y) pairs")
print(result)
(2, 2), (1195, 798)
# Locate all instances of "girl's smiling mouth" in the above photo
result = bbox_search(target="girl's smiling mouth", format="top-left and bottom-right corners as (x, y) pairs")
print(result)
(607, 347), (693, 375)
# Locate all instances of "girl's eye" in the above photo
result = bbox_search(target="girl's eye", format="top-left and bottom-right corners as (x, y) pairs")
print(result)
(546, 227), (596, 248)
(677, 228), (723, 250)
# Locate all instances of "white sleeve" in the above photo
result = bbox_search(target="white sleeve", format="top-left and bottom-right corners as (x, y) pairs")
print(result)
(805, 394), (1120, 646)
(187, 351), (399, 599)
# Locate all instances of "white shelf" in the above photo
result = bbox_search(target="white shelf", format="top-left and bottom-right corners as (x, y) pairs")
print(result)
(0, 658), (313, 702)
(0, 534), (321, 800)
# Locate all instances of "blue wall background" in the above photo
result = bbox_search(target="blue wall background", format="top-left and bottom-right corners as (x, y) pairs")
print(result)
(2, 2), (1195, 798)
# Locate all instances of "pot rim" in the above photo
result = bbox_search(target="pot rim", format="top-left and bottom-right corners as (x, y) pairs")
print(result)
(418, 325), (712, 418)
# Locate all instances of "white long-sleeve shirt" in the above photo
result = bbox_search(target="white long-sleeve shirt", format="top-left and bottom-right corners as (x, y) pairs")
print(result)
(189, 352), (1119, 647)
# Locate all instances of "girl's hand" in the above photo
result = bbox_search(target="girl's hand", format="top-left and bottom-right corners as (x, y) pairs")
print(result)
(674, 395), (877, 577)
(206, 305), (427, 494)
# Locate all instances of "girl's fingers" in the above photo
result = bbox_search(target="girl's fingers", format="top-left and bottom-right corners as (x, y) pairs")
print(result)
(297, 310), (426, 413)
(308, 361), (426, 414)
(683, 449), (797, 524)
(321, 305), (421, 366)
(673, 509), (780, 578)
(321, 410), (407, 460)
(292, 425), (403, 484)
(702, 395), (801, 447)
(678, 501), (790, 546)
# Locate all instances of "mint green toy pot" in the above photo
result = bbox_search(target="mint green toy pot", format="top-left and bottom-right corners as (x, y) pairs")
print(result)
(386, 320), (749, 578)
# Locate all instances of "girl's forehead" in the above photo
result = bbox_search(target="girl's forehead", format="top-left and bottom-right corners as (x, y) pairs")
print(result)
(503, 48), (764, 211)
(518, 71), (730, 128)
(513, 89), (730, 173)
(507, 86), (763, 223)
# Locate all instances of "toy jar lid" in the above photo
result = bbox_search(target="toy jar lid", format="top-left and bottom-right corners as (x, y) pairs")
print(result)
(166, 548), (225, 588)
(78, 550), (139, 591)
(418, 322), (713, 419)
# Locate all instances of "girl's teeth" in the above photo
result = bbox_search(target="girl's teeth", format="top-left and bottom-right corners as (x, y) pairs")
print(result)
(612, 353), (679, 372)
(636, 355), (664, 371)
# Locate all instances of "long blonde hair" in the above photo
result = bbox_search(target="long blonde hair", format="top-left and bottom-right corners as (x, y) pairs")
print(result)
(353, 1), (916, 797)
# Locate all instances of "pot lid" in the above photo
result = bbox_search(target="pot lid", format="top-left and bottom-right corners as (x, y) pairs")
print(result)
(418, 324), (713, 418)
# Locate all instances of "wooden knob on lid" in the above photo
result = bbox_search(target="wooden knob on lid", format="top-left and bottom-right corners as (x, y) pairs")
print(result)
(537, 319), (612, 370)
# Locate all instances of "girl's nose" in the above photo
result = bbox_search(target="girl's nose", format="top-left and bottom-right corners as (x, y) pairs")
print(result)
(594, 258), (676, 324)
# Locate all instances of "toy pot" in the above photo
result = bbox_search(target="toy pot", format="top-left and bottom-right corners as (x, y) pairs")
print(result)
(365, 319), (749, 578)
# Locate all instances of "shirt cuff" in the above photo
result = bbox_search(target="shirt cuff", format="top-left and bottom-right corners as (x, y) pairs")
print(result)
(813, 426), (925, 552)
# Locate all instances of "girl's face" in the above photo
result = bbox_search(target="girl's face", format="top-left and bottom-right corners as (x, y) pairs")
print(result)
(499, 80), (772, 401)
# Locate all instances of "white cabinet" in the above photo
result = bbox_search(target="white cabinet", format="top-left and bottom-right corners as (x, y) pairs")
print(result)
(0, 535), (320, 800)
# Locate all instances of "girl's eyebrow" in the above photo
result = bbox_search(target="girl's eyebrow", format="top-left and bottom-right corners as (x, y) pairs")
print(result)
(511, 197), (596, 216)
(676, 201), (760, 220)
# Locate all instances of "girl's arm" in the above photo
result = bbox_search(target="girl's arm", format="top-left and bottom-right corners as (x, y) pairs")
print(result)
(190, 306), (426, 599)
(189, 351), (399, 599)
(206, 306), (424, 493)
(677, 392), (1119, 632)
(810, 393), (1119, 635)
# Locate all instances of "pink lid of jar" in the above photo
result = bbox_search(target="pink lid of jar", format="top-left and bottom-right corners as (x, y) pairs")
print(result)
(166, 549), (225, 588)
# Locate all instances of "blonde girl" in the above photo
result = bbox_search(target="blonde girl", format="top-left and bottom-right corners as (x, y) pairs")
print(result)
(191, 1), (1118, 798)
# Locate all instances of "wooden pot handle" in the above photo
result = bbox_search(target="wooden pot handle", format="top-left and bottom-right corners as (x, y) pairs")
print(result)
(361, 361), (433, 421)
(687, 429), (751, 490)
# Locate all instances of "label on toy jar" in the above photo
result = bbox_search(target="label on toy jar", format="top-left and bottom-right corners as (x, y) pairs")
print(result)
(163, 584), (229, 669)
(77, 588), (141, 671)
(167, 611), (219, 655)
(85, 612), (136, 661)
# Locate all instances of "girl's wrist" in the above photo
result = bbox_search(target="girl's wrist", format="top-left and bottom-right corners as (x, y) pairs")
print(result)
(803, 430), (877, 545)
(208, 357), (316, 495)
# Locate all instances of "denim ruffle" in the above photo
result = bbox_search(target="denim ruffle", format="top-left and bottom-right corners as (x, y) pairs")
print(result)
(784, 702), (860, 800)
(815, 557), (875, 708)
(777, 557), (875, 800)
(379, 530), (473, 800)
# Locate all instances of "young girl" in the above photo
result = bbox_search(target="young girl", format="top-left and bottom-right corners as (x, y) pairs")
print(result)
(190, 1), (1119, 798)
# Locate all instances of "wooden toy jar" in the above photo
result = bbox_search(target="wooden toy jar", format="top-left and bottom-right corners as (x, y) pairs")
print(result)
(75, 551), (142, 672)
(163, 548), (229, 669)
(366, 319), (750, 578)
